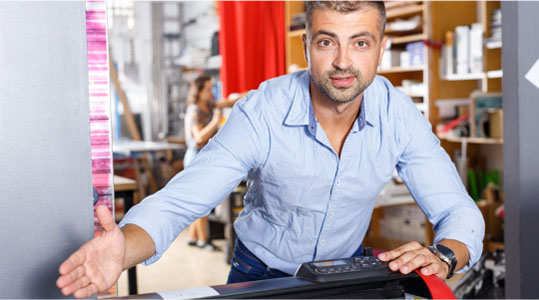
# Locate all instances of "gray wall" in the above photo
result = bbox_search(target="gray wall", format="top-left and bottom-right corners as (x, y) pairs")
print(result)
(0, 2), (94, 298)
(503, 1), (539, 298)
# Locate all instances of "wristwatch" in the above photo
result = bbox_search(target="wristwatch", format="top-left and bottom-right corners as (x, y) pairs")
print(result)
(427, 244), (457, 279)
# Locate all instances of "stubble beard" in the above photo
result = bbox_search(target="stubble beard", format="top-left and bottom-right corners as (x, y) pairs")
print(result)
(312, 68), (370, 104)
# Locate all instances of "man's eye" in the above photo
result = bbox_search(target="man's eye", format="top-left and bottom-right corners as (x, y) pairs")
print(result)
(356, 41), (368, 48)
(318, 40), (332, 47)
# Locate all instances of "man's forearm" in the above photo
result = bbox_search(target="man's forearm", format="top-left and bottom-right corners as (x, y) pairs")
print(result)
(121, 224), (156, 270)
(438, 238), (470, 272)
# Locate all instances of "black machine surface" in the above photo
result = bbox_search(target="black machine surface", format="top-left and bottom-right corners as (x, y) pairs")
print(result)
(113, 253), (453, 299)
(209, 272), (428, 299)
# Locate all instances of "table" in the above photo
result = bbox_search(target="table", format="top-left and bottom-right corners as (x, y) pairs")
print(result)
(113, 140), (184, 156)
(113, 175), (138, 295)
(113, 140), (185, 197)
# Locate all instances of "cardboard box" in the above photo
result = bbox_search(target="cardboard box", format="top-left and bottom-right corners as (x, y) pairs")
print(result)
(489, 109), (503, 138)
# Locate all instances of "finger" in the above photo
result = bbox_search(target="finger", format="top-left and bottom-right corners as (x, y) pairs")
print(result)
(96, 205), (115, 232)
(73, 283), (99, 299)
(61, 275), (90, 296)
(378, 241), (423, 261)
(400, 253), (432, 274)
(58, 250), (86, 275)
(387, 249), (420, 271)
(57, 265), (85, 288)
(420, 261), (448, 278)
(420, 265), (434, 276)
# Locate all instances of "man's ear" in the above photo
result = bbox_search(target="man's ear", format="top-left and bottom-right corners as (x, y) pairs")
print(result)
(302, 33), (309, 65)
(377, 35), (389, 67)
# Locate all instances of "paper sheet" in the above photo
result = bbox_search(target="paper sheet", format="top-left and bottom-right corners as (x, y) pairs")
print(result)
(158, 286), (220, 299)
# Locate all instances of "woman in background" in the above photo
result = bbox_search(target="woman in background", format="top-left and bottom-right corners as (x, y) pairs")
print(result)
(184, 74), (244, 250)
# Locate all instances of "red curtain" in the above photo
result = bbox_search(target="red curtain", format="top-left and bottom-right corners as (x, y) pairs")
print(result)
(218, 1), (286, 97)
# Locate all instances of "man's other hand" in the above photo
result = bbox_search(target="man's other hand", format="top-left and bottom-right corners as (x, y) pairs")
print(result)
(377, 241), (449, 280)
(56, 205), (125, 298)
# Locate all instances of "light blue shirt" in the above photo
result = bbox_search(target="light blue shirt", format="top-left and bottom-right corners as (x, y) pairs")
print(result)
(120, 70), (484, 275)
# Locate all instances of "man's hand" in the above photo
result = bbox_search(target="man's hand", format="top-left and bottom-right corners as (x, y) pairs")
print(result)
(56, 205), (125, 298)
(377, 241), (449, 279)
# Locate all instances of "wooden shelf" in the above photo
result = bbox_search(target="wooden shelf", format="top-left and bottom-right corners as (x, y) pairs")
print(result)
(287, 66), (307, 74)
(486, 40), (502, 49)
(415, 102), (427, 112)
(288, 29), (305, 38)
(390, 33), (426, 44)
(487, 69), (503, 79)
(441, 70), (502, 81)
(385, 1), (422, 9)
(441, 72), (485, 81)
(377, 65), (424, 74)
(439, 136), (504, 144)
(485, 240), (504, 252)
(385, 27), (423, 36)
(386, 3), (425, 19)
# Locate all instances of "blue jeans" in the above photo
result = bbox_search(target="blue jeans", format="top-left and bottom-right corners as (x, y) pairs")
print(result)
(226, 239), (363, 283)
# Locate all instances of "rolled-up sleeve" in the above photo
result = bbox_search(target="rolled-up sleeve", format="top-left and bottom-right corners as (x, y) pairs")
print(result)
(119, 97), (268, 265)
(396, 102), (485, 272)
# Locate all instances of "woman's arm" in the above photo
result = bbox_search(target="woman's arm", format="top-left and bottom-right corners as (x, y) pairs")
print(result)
(192, 110), (223, 145)
(214, 91), (249, 109)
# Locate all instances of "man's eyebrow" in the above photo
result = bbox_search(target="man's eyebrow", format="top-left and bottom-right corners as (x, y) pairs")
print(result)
(351, 31), (378, 43)
(311, 30), (338, 40)
(311, 30), (378, 43)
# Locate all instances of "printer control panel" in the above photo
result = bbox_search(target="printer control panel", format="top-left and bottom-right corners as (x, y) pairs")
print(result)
(295, 256), (394, 282)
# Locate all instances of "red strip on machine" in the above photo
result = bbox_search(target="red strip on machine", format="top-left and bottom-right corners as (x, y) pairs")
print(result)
(86, 0), (113, 233)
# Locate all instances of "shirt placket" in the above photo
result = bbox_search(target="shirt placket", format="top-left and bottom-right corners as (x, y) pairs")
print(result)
(313, 121), (361, 260)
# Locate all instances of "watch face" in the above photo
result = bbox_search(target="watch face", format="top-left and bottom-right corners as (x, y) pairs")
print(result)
(436, 244), (455, 258)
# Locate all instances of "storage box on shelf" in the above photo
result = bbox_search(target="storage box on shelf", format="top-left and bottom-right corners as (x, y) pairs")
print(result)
(380, 1), (430, 120)
(431, 1), (504, 252)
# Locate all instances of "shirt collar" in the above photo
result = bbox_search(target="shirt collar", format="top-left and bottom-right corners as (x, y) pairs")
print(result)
(283, 71), (311, 127)
(362, 80), (379, 128)
(283, 71), (379, 131)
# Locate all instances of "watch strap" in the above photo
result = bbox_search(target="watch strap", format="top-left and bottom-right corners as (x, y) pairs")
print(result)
(428, 245), (457, 279)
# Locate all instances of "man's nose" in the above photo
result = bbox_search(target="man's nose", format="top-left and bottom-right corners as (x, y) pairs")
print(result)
(332, 46), (352, 70)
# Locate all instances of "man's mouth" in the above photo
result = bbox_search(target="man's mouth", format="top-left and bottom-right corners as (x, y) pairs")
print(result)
(330, 75), (355, 87)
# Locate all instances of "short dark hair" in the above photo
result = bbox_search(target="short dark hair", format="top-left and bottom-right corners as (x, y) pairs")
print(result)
(305, 1), (386, 38)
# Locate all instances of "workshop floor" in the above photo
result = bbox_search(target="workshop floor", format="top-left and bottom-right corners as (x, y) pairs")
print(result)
(116, 230), (230, 296)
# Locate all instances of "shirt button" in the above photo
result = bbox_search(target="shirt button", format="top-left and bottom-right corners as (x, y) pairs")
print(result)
(329, 213), (334, 217)
(320, 240), (325, 244)
(336, 180), (341, 185)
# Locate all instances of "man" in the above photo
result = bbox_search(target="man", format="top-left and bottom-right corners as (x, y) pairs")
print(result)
(57, 1), (484, 298)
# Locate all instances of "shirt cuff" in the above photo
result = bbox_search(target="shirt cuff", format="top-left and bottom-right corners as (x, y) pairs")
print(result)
(119, 210), (166, 266)
(433, 226), (484, 273)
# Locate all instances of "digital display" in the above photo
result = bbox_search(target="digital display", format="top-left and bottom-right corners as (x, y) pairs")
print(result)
(313, 259), (348, 268)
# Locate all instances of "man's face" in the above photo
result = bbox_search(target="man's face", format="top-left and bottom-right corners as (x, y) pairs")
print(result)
(303, 8), (387, 104)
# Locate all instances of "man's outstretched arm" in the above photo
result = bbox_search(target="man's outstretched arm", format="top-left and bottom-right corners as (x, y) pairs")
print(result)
(56, 206), (155, 298)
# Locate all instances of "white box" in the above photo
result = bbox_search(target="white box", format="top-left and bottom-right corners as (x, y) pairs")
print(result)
(469, 23), (484, 73)
(455, 25), (470, 74)
(380, 50), (401, 70)
(400, 51), (411, 68)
